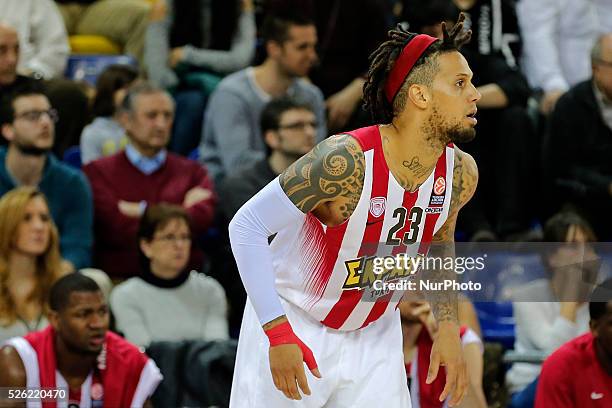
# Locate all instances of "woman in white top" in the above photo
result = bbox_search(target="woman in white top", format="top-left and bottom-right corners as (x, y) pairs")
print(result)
(507, 211), (599, 407)
(0, 187), (65, 342)
(110, 203), (228, 347)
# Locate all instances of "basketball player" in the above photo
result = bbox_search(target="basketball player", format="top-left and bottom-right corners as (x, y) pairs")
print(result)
(228, 14), (479, 407)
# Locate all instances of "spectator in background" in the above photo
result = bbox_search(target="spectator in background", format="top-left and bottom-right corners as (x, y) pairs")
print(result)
(517, 0), (612, 115)
(145, 0), (256, 156)
(404, 0), (535, 241)
(199, 10), (326, 183)
(535, 279), (612, 408)
(80, 64), (138, 164)
(0, 187), (65, 343)
(507, 212), (597, 408)
(219, 97), (316, 220)
(448, 0), (521, 68)
(55, 0), (152, 65)
(111, 204), (228, 347)
(0, 273), (163, 407)
(547, 34), (612, 240)
(307, 0), (389, 133)
(399, 300), (487, 408)
(0, 24), (88, 159)
(83, 82), (216, 279)
(0, 0), (69, 79)
(0, 82), (93, 270)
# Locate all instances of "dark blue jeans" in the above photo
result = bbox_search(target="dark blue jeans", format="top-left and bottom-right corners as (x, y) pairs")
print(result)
(170, 89), (206, 156)
(509, 377), (539, 408)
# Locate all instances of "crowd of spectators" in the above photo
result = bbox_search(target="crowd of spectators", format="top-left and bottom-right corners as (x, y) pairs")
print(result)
(0, 0), (611, 407)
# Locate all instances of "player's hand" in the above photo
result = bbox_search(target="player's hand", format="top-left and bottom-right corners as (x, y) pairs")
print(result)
(427, 321), (468, 407)
(269, 344), (321, 400)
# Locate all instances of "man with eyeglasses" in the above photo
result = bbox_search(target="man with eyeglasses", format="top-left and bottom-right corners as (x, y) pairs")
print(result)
(547, 33), (612, 241)
(220, 97), (317, 220)
(0, 23), (89, 159)
(0, 82), (93, 271)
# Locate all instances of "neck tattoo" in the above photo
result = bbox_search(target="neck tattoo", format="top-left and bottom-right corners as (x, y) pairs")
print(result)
(402, 156), (430, 178)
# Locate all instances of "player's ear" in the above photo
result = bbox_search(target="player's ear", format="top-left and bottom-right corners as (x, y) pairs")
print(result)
(48, 310), (60, 330)
(407, 84), (430, 109)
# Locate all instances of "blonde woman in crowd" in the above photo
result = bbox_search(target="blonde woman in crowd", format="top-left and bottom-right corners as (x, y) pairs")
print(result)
(0, 187), (66, 342)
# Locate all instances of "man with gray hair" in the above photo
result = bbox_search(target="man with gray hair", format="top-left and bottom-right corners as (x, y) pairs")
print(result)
(83, 82), (217, 279)
(547, 34), (612, 240)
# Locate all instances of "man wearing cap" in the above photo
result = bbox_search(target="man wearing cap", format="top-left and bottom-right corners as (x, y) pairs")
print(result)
(228, 13), (479, 407)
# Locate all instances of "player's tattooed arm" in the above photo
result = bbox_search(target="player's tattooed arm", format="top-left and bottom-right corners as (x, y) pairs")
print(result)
(428, 147), (478, 322)
(279, 134), (365, 215)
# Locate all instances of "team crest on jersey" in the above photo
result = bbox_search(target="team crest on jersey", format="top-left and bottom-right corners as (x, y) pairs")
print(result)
(369, 196), (386, 217)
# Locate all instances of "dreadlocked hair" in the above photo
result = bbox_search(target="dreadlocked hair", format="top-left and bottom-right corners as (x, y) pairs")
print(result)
(363, 12), (472, 123)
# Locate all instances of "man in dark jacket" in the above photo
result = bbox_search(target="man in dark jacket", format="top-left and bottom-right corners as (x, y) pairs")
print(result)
(547, 34), (612, 240)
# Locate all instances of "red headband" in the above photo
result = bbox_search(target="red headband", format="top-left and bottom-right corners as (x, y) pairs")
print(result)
(384, 34), (438, 103)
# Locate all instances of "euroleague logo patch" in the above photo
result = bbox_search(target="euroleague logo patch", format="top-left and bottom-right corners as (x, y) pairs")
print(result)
(434, 176), (446, 195)
(429, 176), (446, 206)
(369, 196), (386, 217)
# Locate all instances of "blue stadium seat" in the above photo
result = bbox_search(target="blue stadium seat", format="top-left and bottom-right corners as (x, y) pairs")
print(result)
(188, 148), (200, 161)
(474, 301), (515, 349)
(63, 146), (82, 169)
(64, 55), (138, 86)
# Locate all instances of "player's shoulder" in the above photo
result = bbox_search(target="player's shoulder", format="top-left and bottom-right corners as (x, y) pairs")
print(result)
(279, 134), (365, 213)
(452, 145), (478, 176)
(450, 145), (478, 210)
(0, 345), (26, 386)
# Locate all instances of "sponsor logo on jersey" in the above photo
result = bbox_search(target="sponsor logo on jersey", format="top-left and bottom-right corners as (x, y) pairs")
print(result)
(343, 254), (422, 289)
(425, 207), (443, 214)
(369, 196), (386, 217)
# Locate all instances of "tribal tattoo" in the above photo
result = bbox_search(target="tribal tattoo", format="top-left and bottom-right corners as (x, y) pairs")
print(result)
(428, 147), (478, 323)
(280, 135), (365, 215)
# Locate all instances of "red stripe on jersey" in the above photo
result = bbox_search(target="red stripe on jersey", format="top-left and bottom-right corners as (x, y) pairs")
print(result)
(321, 128), (388, 329)
(360, 291), (393, 328)
(302, 213), (348, 306)
(418, 148), (448, 255)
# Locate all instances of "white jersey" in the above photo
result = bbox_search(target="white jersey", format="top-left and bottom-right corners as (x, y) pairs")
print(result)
(271, 125), (454, 331)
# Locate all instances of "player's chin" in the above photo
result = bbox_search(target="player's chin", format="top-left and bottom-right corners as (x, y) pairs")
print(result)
(449, 128), (476, 144)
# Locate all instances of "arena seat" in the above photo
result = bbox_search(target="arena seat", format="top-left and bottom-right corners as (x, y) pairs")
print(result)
(68, 35), (121, 55)
(64, 55), (138, 86)
(63, 145), (82, 169)
(474, 301), (515, 349)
